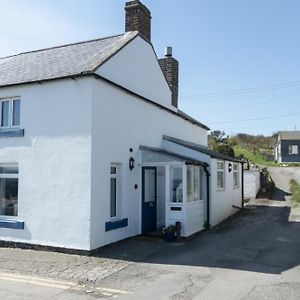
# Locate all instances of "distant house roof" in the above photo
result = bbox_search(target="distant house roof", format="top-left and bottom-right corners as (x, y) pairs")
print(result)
(163, 135), (241, 163)
(278, 131), (300, 140)
(0, 32), (138, 88)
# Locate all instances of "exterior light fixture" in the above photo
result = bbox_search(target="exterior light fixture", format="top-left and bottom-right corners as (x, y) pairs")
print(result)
(228, 163), (232, 173)
(129, 157), (135, 170)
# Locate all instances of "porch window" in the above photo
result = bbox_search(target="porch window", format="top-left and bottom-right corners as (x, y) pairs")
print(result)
(110, 164), (121, 219)
(187, 165), (201, 202)
(289, 145), (298, 155)
(217, 161), (225, 190)
(0, 165), (19, 217)
(170, 166), (183, 203)
(233, 163), (239, 188)
(1, 98), (21, 128)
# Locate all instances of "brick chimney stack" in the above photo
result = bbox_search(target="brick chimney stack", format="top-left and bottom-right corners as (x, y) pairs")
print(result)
(125, 0), (152, 42)
(159, 47), (179, 108)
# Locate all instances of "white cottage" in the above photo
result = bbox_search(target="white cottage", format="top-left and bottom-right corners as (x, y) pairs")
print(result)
(0, 0), (243, 252)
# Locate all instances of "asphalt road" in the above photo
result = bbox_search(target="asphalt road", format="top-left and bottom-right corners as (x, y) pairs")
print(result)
(0, 167), (300, 299)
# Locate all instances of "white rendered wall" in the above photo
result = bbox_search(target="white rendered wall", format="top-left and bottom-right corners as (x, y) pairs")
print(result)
(244, 170), (260, 199)
(210, 159), (242, 226)
(90, 78), (207, 250)
(96, 36), (173, 110)
(156, 166), (166, 228)
(0, 79), (92, 250)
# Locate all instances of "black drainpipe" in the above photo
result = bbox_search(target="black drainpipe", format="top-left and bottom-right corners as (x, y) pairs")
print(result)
(204, 166), (211, 229)
(241, 162), (244, 208)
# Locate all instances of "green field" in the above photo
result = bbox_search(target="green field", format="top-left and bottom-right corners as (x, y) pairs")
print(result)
(234, 146), (277, 166)
(290, 180), (300, 207)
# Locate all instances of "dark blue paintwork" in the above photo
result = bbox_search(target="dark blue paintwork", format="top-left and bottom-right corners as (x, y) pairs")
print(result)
(279, 140), (300, 162)
(105, 218), (128, 232)
(0, 219), (24, 229)
(142, 167), (157, 234)
(0, 128), (24, 138)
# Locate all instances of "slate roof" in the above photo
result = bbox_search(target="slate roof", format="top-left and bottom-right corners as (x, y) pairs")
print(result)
(163, 135), (241, 163)
(0, 32), (138, 88)
(278, 131), (300, 140)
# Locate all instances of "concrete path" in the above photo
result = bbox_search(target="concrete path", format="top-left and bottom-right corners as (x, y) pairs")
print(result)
(268, 167), (300, 221)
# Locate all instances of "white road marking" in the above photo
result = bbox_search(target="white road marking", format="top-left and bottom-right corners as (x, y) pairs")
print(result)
(95, 286), (131, 295)
(0, 271), (130, 296)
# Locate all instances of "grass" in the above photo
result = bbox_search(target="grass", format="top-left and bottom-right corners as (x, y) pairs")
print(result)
(234, 146), (277, 167)
(290, 180), (300, 207)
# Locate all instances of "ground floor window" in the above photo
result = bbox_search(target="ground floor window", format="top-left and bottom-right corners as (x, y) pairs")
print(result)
(110, 164), (121, 219)
(170, 166), (183, 203)
(289, 145), (298, 155)
(233, 163), (239, 188)
(0, 165), (18, 217)
(187, 165), (201, 202)
(217, 161), (225, 190)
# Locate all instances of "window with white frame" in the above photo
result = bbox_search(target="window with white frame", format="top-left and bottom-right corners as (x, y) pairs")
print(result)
(233, 163), (239, 188)
(187, 165), (201, 202)
(110, 164), (121, 219)
(170, 166), (183, 203)
(0, 165), (19, 217)
(217, 161), (225, 189)
(0, 98), (21, 128)
(288, 145), (298, 155)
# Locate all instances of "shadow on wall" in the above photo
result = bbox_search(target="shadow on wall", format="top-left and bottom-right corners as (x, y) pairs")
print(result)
(95, 205), (300, 275)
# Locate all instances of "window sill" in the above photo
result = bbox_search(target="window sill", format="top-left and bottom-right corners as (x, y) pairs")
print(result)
(105, 218), (128, 232)
(0, 218), (24, 229)
(0, 128), (24, 138)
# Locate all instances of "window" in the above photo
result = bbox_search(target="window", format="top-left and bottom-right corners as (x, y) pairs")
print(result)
(0, 98), (21, 128)
(110, 164), (121, 219)
(170, 166), (183, 203)
(233, 163), (239, 188)
(217, 161), (225, 189)
(187, 165), (201, 202)
(0, 165), (19, 217)
(289, 145), (298, 155)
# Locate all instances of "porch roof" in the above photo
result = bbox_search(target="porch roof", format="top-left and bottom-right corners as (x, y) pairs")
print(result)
(163, 135), (242, 163)
(139, 145), (209, 167)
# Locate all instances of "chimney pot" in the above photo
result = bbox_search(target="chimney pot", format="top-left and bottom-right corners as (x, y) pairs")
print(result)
(165, 47), (173, 57)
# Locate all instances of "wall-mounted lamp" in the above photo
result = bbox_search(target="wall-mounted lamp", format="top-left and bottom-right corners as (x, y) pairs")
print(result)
(129, 157), (135, 170)
(228, 163), (232, 173)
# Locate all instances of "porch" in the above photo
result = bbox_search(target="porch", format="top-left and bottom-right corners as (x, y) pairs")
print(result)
(139, 146), (209, 237)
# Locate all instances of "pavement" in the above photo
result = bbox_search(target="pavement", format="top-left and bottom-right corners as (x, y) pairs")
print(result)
(0, 167), (300, 299)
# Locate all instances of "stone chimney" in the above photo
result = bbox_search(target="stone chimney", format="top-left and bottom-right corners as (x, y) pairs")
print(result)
(159, 47), (179, 108)
(125, 0), (151, 42)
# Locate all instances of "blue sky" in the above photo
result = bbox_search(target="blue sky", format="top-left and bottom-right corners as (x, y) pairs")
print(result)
(1, 0), (300, 136)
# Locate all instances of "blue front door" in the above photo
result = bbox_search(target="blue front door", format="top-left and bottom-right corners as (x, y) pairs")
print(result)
(142, 167), (157, 234)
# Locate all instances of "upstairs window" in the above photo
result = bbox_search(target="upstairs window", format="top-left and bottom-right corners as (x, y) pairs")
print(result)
(1, 98), (21, 128)
(0, 165), (19, 217)
(289, 145), (298, 155)
(217, 161), (225, 190)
